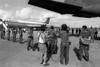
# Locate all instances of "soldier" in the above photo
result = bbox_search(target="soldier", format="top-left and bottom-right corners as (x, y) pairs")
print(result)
(76, 28), (78, 35)
(79, 25), (92, 61)
(0, 27), (3, 39)
(89, 27), (95, 41)
(94, 27), (98, 38)
(12, 28), (17, 42)
(59, 24), (70, 65)
(1, 28), (5, 39)
(72, 28), (74, 35)
(19, 28), (23, 43)
(79, 28), (81, 36)
(54, 28), (59, 45)
(7, 27), (11, 41)
(27, 28), (34, 50)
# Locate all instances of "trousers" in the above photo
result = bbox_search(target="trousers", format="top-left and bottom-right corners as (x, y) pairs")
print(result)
(79, 41), (89, 61)
(60, 44), (70, 65)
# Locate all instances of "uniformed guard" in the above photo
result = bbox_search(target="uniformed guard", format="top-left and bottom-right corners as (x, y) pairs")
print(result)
(1, 28), (5, 39)
(76, 28), (78, 35)
(12, 28), (17, 42)
(19, 28), (23, 43)
(46, 25), (57, 65)
(0, 19), (4, 39)
(79, 28), (81, 36)
(7, 27), (11, 41)
(79, 25), (92, 61)
(89, 27), (95, 41)
(72, 28), (74, 35)
(54, 28), (58, 46)
(94, 27), (98, 38)
(27, 28), (33, 50)
(0, 27), (3, 39)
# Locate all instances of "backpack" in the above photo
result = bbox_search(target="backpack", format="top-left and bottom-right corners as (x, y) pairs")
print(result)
(80, 30), (92, 45)
(38, 32), (46, 44)
(81, 38), (91, 45)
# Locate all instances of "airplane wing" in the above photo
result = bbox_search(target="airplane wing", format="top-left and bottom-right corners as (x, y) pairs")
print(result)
(28, 0), (99, 18)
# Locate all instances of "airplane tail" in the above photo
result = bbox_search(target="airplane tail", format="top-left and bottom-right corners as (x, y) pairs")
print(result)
(45, 18), (50, 24)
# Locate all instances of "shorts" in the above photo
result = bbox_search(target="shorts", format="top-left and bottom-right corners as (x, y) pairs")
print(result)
(38, 43), (47, 53)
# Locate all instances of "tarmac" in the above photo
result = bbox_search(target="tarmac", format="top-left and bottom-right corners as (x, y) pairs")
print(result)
(0, 32), (100, 67)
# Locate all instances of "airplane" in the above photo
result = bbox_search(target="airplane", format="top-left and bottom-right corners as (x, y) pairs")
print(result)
(28, 0), (99, 18)
(0, 17), (51, 31)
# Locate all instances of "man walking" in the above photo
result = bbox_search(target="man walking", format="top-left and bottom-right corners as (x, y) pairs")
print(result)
(79, 25), (92, 61)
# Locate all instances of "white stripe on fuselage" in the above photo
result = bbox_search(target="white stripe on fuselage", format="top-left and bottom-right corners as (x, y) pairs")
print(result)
(18, 20), (45, 24)
(5, 20), (45, 25)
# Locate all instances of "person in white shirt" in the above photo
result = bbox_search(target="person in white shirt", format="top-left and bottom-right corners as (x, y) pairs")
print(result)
(38, 25), (49, 66)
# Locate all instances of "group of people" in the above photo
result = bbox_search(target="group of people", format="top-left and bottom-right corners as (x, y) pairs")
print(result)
(34, 24), (70, 66)
(71, 27), (98, 37)
(0, 23), (98, 66)
(31, 24), (97, 66)
(0, 27), (25, 43)
(71, 28), (81, 35)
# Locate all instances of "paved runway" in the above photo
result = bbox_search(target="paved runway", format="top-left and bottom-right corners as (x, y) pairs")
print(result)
(0, 32), (100, 67)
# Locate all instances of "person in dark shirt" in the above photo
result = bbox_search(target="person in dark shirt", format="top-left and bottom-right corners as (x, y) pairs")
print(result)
(1, 27), (5, 39)
(27, 28), (34, 50)
(7, 27), (11, 41)
(59, 24), (70, 65)
(79, 28), (81, 35)
(72, 28), (74, 35)
(76, 28), (78, 35)
(45, 25), (57, 65)
(94, 27), (98, 38)
(79, 25), (92, 61)
(89, 27), (95, 41)
(19, 28), (23, 43)
(12, 28), (17, 42)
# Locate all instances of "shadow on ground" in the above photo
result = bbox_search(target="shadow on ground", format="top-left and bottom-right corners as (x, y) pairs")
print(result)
(73, 47), (81, 61)
(95, 37), (100, 40)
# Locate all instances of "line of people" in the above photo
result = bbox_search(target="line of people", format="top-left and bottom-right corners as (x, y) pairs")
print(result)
(0, 27), (25, 43)
(71, 27), (98, 38)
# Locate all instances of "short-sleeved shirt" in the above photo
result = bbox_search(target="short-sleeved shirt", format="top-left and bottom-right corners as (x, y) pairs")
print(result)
(60, 31), (69, 46)
(80, 29), (91, 38)
(19, 30), (23, 36)
(89, 28), (95, 35)
(48, 29), (56, 39)
(28, 30), (33, 37)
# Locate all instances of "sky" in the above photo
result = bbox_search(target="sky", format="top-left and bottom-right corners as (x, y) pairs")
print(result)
(0, 0), (100, 27)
